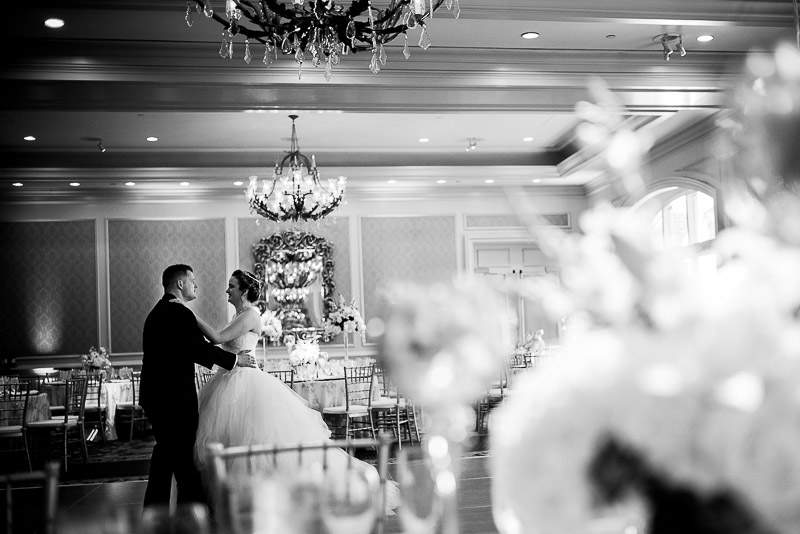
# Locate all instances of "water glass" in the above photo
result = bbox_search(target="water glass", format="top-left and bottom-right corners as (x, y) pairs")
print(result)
(320, 462), (380, 534)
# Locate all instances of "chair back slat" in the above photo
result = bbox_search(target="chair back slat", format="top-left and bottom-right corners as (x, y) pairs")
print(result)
(344, 364), (374, 411)
(267, 369), (294, 388)
(207, 435), (392, 534)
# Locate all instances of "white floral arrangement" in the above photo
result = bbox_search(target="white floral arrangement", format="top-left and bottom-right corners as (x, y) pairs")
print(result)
(323, 294), (366, 342)
(81, 346), (112, 370)
(260, 308), (283, 340)
(286, 335), (330, 380)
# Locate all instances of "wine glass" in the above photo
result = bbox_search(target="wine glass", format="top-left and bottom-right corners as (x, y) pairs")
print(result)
(320, 461), (380, 534)
(397, 446), (441, 534)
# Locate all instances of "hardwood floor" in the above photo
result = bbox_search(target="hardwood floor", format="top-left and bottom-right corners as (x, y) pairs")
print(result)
(12, 454), (498, 534)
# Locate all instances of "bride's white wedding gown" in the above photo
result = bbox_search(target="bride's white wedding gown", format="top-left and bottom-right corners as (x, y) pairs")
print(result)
(195, 330), (399, 514)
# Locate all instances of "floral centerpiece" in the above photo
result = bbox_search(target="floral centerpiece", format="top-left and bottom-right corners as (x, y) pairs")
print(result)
(323, 294), (366, 341)
(260, 308), (283, 342)
(286, 334), (329, 380)
(322, 294), (366, 362)
(80, 346), (112, 377)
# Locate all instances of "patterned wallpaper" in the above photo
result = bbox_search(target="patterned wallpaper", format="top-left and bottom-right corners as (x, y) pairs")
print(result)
(0, 221), (98, 357)
(360, 216), (457, 328)
(237, 217), (352, 302)
(107, 219), (227, 353)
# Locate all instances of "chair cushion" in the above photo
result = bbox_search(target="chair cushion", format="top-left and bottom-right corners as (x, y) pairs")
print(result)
(322, 404), (369, 415)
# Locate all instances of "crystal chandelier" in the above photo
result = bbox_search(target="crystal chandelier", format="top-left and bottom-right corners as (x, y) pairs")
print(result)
(185, 0), (461, 80)
(246, 115), (346, 222)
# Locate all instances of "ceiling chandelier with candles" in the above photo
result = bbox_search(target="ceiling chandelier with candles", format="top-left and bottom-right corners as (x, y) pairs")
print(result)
(185, 0), (461, 79)
(246, 115), (346, 222)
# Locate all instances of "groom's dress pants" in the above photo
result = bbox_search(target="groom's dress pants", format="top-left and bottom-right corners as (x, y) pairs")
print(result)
(143, 406), (206, 507)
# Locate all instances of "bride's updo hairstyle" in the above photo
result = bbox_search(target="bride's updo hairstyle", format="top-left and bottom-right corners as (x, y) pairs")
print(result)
(232, 269), (261, 303)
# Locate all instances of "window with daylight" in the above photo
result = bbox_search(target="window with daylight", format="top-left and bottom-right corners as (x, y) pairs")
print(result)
(634, 186), (718, 283)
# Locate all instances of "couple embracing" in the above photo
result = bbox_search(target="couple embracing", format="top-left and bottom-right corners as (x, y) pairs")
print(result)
(139, 264), (398, 513)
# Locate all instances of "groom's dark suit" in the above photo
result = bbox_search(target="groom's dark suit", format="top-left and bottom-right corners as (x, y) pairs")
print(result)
(140, 294), (236, 508)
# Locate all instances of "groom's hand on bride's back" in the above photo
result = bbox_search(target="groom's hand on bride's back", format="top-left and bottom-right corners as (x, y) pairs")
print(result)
(236, 351), (257, 368)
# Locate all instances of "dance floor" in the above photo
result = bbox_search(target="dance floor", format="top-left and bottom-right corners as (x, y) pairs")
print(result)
(10, 452), (498, 534)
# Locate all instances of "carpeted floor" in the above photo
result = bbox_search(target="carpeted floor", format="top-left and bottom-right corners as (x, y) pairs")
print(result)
(25, 428), (491, 484)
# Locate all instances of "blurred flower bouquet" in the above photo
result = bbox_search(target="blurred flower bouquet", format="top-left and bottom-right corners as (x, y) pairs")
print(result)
(490, 44), (800, 534)
(323, 294), (366, 342)
(260, 308), (283, 341)
(81, 346), (112, 376)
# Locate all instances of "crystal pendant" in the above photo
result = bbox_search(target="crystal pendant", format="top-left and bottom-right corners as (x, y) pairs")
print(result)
(202, 0), (213, 17)
(402, 33), (411, 59)
(295, 48), (305, 64)
(219, 30), (233, 59)
(346, 20), (356, 40)
(369, 52), (380, 74)
(263, 43), (274, 67)
(452, 0), (461, 19)
(243, 39), (252, 64)
(185, 2), (194, 27)
(281, 36), (293, 55)
(379, 44), (387, 65)
(418, 26), (431, 50)
(324, 58), (333, 81)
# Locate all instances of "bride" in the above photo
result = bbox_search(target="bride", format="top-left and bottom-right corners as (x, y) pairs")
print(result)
(190, 269), (398, 513)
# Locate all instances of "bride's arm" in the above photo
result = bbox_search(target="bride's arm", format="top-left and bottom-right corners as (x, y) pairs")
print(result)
(196, 308), (260, 344)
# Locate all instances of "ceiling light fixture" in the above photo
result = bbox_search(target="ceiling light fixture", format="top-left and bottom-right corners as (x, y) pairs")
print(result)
(466, 138), (477, 152)
(521, 31), (539, 39)
(146, 137), (158, 142)
(185, 0), (460, 80)
(125, 182), (136, 186)
(246, 115), (346, 223)
(44, 18), (64, 29)
(12, 182), (23, 187)
(654, 33), (687, 61)
(69, 182), (80, 187)
(24, 136), (36, 141)
(696, 34), (714, 42)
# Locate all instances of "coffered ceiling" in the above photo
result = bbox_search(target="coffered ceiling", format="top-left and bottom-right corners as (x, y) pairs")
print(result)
(1, 1), (797, 202)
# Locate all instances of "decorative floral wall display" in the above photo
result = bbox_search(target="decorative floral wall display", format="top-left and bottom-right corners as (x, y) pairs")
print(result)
(490, 44), (800, 534)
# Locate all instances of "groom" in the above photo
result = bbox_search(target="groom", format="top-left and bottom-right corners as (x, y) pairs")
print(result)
(140, 263), (250, 509)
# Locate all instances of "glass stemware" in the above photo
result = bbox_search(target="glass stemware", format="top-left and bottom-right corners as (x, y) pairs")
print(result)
(397, 446), (441, 534)
(320, 461), (380, 534)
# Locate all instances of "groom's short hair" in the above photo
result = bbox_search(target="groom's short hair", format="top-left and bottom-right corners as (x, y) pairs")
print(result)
(162, 264), (193, 288)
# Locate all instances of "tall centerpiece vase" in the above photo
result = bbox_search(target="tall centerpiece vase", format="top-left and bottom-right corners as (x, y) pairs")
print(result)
(375, 278), (514, 534)
(343, 334), (349, 365)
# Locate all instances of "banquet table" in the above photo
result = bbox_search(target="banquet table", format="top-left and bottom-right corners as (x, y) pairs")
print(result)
(42, 379), (132, 440)
(0, 392), (51, 426)
(291, 377), (345, 412)
(101, 379), (132, 440)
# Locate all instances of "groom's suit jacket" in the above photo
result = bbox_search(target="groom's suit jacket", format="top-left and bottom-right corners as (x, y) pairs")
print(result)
(140, 293), (236, 414)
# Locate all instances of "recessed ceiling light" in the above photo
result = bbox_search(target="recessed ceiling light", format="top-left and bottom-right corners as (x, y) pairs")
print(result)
(180, 181), (190, 186)
(437, 179), (447, 184)
(484, 179), (495, 184)
(521, 32), (540, 40)
(146, 136), (159, 142)
(387, 180), (397, 184)
(606, 34), (616, 39)
(125, 182), (136, 186)
(697, 35), (714, 42)
(532, 178), (542, 183)
(233, 181), (244, 186)
(522, 137), (534, 142)
(44, 18), (64, 29)
(418, 138), (430, 143)
(23, 135), (36, 142)
(12, 182), (23, 187)
(69, 182), (80, 187)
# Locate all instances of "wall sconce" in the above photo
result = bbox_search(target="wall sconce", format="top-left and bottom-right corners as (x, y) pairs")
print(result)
(466, 138), (478, 152)
(654, 33), (686, 61)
